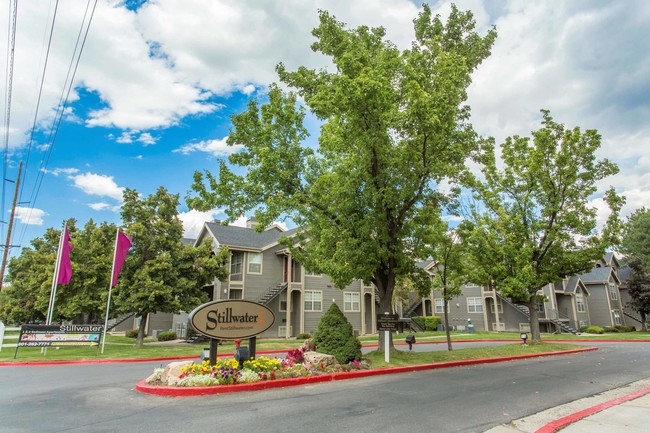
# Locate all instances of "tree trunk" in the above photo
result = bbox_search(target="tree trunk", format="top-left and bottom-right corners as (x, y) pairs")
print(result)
(527, 298), (541, 343)
(136, 312), (148, 346)
(443, 299), (452, 351)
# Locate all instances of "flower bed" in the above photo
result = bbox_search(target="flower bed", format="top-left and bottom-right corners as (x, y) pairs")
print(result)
(146, 354), (369, 388)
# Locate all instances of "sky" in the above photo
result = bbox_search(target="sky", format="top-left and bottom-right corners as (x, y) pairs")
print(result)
(0, 0), (648, 259)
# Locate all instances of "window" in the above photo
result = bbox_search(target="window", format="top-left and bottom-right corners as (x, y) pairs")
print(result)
(434, 299), (448, 314)
(613, 309), (622, 325)
(304, 291), (322, 312)
(230, 252), (243, 281)
(535, 302), (544, 313)
(279, 291), (287, 312)
(229, 288), (243, 300)
(490, 298), (503, 314)
(467, 297), (483, 313)
(247, 252), (262, 274)
(576, 294), (586, 313)
(519, 323), (531, 332)
(608, 282), (618, 300)
(344, 292), (360, 312)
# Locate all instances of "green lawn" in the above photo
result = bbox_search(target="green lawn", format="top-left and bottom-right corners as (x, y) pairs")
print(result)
(1, 330), (647, 363)
(364, 342), (585, 368)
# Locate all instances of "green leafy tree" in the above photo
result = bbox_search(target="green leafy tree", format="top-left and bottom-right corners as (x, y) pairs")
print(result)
(312, 303), (362, 363)
(1, 220), (118, 324)
(625, 257), (650, 331)
(417, 215), (466, 351)
(114, 187), (229, 346)
(460, 111), (622, 342)
(621, 208), (650, 269)
(188, 5), (496, 350)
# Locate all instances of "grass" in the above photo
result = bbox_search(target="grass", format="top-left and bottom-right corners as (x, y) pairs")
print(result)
(1, 330), (647, 363)
(364, 342), (586, 369)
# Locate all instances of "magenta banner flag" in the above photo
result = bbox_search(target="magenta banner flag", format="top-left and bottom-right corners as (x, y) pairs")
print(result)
(57, 227), (73, 285)
(111, 231), (132, 287)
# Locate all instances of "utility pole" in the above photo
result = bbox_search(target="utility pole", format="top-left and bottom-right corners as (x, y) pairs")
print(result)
(0, 161), (22, 293)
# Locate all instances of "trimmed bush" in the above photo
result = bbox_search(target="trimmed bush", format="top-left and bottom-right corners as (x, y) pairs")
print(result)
(580, 325), (604, 334)
(297, 332), (311, 340)
(615, 325), (636, 332)
(412, 316), (441, 331)
(157, 331), (177, 341)
(312, 303), (362, 364)
(126, 329), (139, 338)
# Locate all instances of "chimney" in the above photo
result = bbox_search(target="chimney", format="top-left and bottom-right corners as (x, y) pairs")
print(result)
(246, 217), (259, 229)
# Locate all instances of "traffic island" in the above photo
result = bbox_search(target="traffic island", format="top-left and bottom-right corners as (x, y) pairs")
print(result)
(135, 347), (598, 397)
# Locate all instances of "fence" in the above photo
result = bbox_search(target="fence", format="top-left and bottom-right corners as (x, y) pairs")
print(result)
(0, 321), (20, 352)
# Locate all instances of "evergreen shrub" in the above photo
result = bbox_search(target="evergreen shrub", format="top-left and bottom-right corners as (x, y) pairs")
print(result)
(297, 332), (311, 340)
(157, 331), (177, 341)
(412, 316), (441, 331)
(312, 303), (362, 364)
(126, 329), (139, 338)
(580, 325), (604, 334)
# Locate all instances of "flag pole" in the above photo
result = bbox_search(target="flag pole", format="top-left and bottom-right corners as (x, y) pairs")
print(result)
(44, 222), (67, 355)
(101, 228), (121, 354)
(46, 222), (67, 326)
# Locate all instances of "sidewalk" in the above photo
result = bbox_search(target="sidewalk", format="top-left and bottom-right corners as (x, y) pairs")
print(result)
(485, 378), (650, 433)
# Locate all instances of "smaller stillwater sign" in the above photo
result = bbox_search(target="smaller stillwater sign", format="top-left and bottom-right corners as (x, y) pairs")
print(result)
(17, 324), (103, 347)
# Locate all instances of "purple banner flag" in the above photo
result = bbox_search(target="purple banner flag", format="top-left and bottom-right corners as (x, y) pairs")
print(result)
(111, 231), (132, 287)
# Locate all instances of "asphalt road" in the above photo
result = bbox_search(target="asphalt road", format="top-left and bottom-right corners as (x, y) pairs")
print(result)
(1, 341), (649, 433)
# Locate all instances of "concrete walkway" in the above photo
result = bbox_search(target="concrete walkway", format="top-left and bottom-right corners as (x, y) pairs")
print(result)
(484, 378), (650, 433)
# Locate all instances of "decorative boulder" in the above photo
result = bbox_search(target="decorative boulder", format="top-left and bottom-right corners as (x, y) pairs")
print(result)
(300, 339), (317, 353)
(303, 351), (341, 371)
(161, 360), (193, 386)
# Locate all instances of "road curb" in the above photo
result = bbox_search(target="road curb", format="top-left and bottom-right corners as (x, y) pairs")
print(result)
(135, 347), (598, 397)
(534, 387), (650, 433)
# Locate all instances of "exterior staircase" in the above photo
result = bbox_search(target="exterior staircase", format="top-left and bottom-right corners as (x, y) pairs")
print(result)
(496, 293), (579, 335)
(105, 312), (135, 332)
(404, 299), (422, 318)
(624, 311), (646, 327)
(257, 282), (288, 306)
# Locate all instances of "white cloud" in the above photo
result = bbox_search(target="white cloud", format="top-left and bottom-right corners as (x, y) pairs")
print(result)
(14, 207), (46, 225)
(138, 132), (156, 145)
(88, 202), (112, 211)
(174, 137), (242, 156)
(178, 208), (222, 238)
(68, 172), (124, 201)
(44, 167), (80, 177)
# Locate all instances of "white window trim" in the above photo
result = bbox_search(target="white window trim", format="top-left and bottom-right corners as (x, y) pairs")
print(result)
(304, 290), (323, 312)
(613, 309), (622, 325)
(247, 252), (263, 274)
(608, 282), (618, 300)
(434, 298), (449, 314)
(490, 298), (503, 314)
(576, 294), (586, 313)
(467, 297), (483, 313)
(344, 292), (360, 312)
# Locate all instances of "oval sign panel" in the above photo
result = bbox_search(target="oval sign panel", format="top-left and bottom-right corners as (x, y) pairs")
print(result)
(189, 300), (275, 340)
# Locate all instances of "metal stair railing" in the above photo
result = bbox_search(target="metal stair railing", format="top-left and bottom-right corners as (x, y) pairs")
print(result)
(106, 312), (136, 332)
(404, 299), (422, 317)
(257, 282), (288, 306)
(623, 311), (646, 326)
(496, 293), (530, 318)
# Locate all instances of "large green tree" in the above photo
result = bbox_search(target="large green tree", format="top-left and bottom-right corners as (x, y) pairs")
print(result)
(621, 208), (650, 329)
(188, 6), (496, 349)
(460, 111), (622, 342)
(114, 187), (229, 345)
(0, 219), (117, 324)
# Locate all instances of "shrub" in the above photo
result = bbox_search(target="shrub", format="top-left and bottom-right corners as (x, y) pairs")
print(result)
(412, 316), (441, 331)
(312, 303), (362, 364)
(603, 326), (619, 333)
(580, 325), (604, 334)
(615, 325), (636, 332)
(297, 332), (311, 340)
(157, 331), (177, 341)
(126, 329), (139, 338)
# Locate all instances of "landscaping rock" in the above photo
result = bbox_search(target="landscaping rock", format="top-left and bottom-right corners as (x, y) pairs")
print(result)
(300, 339), (317, 353)
(161, 360), (193, 386)
(303, 351), (341, 371)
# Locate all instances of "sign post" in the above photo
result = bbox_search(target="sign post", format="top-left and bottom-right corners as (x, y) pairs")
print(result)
(377, 312), (399, 363)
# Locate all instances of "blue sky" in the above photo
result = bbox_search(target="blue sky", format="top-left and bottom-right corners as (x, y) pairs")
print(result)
(1, 0), (649, 259)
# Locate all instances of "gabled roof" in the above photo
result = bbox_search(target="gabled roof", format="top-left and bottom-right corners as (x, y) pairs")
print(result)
(199, 221), (299, 251)
(416, 260), (437, 273)
(579, 266), (621, 285)
(617, 266), (632, 283)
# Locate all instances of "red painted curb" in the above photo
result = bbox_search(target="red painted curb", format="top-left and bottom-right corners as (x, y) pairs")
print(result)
(135, 347), (597, 397)
(534, 387), (650, 433)
(0, 349), (288, 367)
